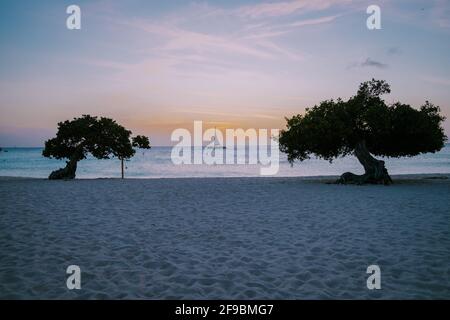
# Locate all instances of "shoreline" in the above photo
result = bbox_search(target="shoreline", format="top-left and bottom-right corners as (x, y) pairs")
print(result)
(1, 172), (449, 182)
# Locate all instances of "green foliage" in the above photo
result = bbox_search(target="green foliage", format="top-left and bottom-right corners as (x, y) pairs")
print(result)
(279, 79), (447, 164)
(43, 115), (151, 162)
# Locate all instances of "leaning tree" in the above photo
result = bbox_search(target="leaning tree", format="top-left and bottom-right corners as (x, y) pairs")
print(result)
(279, 79), (447, 185)
(43, 115), (150, 180)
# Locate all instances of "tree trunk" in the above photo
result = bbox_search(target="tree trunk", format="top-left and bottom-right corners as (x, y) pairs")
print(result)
(48, 155), (79, 180)
(121, 158), (124, 179)
(336, 141), (392, 185)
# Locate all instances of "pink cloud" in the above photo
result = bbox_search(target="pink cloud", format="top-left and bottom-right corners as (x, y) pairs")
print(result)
(237, 0), (352, 18)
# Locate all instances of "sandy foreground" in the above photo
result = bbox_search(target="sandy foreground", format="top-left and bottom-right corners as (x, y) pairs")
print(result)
(0, 175), (449, 299)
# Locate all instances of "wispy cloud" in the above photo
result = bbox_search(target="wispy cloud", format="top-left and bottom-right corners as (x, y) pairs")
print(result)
(361, 58), (388, 69)
(114, 9), (345, 65)
(243, 14), (340, 40)
(121, 19), (285, 60)
(115, 17), (314, 64)
(386, 47), (402, 55)
(237, 0), (352, 18)
(79, 0), (358, 83)
(347, 58), (389, 70)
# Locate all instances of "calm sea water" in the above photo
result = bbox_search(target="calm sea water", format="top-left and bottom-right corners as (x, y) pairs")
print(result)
(0, 145), (449, 179)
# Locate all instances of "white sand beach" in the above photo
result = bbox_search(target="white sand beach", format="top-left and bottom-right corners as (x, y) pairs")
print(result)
(0, 175), (449, 299)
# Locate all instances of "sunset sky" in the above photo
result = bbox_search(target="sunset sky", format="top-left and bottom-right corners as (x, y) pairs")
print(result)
(1, 0), (449, 146)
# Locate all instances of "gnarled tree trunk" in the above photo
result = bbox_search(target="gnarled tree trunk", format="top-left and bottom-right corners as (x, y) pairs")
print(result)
(48, 154), (80, 180)
(337, 141), (392, 185)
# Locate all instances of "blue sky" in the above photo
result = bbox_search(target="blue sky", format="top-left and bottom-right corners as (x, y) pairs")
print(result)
(1, 0), (449, 146)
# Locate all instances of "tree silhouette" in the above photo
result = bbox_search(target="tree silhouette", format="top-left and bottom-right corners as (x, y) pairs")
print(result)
(279, 79), (447, 184)
(43, 115), (151, 179)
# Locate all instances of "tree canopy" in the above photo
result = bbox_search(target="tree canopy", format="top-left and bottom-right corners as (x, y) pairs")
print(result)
(43, 115), (151, 179)
(279, 79), (447, 184)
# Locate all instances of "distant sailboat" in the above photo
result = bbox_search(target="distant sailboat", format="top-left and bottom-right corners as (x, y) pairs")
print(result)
(208, 127), (226, 149)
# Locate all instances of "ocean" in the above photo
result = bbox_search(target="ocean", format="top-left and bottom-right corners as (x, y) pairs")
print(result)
(0, 145), (449, 179)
